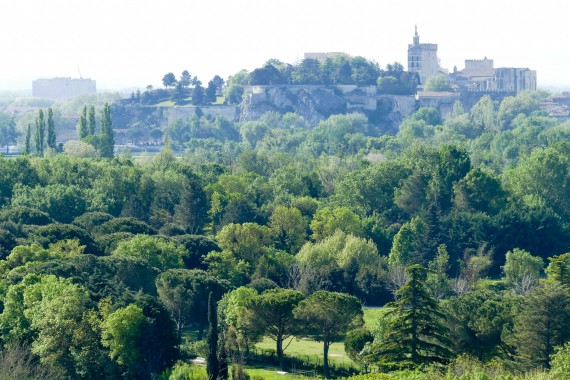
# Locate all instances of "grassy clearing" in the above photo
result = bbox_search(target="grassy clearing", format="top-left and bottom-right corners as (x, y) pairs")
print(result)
(362, 307), (387, 330)
(213, 96), (226, 105)
(154, 100), (177, 107)
(244, 364), (318, 379)
(255, 336), (352, 367)
(253, 307), (385, 369)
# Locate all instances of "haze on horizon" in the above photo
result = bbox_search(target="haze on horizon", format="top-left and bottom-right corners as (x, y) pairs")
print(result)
(1, 0), (569, 92)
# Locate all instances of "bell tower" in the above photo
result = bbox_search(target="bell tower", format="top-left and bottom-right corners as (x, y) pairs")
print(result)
(407, 26), (440, 84)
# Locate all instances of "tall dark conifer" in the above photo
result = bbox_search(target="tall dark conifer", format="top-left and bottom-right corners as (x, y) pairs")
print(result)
(370, 265), (453, 369)
(24, 123), (31, 155)
(34, 109), (45, 155)
(206, 292), (219, 380)
(99, 103), (114, 158)
(88, 105), (96, 135)
(77, 106), (88, 139)
(47, 107), (57, 150)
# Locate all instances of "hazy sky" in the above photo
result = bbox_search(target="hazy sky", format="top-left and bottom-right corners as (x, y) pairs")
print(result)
(1, 0), (569, 91)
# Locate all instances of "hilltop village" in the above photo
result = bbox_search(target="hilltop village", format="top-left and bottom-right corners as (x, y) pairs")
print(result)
(29, 27), (558, 135)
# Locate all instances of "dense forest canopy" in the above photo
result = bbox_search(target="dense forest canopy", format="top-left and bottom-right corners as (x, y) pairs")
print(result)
(0, 85), (569, 379)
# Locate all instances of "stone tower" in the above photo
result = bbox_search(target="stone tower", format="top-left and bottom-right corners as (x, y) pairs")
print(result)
(407, 26), (440, 85)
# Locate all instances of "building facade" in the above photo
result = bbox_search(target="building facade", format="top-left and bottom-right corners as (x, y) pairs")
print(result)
(449, 57), (537, 93)
(407, 26), (440, 85)
(32, 77), (96, 99)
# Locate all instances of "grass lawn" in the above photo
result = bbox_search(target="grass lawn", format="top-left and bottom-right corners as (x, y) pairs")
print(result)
(153, 100), (177, 107)
(362, 307), (387, 330)
(253, 307), (385, 370)
(255, 336), (353, 368)
(244, 364), (318, 379)
(213, 95), (226, 105)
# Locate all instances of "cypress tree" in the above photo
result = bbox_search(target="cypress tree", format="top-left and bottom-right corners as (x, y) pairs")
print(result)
(88, 105), (96, 135)
(34, 109), (45, 156)
(24, 123), (31, 155)
(99, 103), (114, 158)
(206, 292), (220, 380)
(47, 107), (56, 150)
(370, 265), (453, 370)
(218, 344), (228, 380)
(77, 106), (88, 139)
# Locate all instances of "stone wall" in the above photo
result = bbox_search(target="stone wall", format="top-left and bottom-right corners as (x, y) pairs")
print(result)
(460, 89), (516, 112)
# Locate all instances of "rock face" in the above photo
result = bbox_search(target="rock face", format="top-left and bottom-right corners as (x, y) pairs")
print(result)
(240, 86), (347, 126)
(239, 85), (416, 132)
(111, 86), (417, 135)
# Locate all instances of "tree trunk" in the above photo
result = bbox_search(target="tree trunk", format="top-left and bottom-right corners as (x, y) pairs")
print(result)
(198, 321), (205, 340)
(277, 336), (287, 372)
(323, 340), (330, 378)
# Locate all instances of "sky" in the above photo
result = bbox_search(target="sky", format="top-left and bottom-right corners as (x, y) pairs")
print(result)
(1, 0), (569, 92)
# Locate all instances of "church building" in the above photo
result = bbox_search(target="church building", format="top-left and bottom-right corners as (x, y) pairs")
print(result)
(407, 26), (440, 84)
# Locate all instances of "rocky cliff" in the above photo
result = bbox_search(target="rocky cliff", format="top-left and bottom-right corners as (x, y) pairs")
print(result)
(112, 86), (416, 134)
(240, 85), (416, 133)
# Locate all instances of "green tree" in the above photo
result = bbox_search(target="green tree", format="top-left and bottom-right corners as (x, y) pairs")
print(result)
(172, 171), (209, 235)
(506, 143), (570, 220)
(269, 206), (307, 253)
(310, 206), (364, 241)
(247, 288), (305, 371)
(344, 328), (374, 372)
(77, 106), (89, 139)
(502, 248), (544, 294)
(192, 84), (205, 106)
(294, 290), (363, 377)
(162, 72), (177, 88)
(206, 80), (217, 104)
(46, 108), (56, 151)
(0, 116), (18, 153)
(546, 253), (570, 286)
(112, 234), (187, 271)
(224, 84), (244, 105)
(206, 292), (219, 380)
(171, 269), (229, 339)
(34, 109), (45, 156)
(370, 265), (453, 370)
(388, 217), (427, 267)
(11, 183), (87, 224)
(453, 168), (507, 215)
(180, 70), (192, 87)
(216, 223), (273, 265)
(156, 269), (196, 339)
(470, 95), (497, 132)
(23, 275), (89, 376)
(88, 105), (96, 135)
(101, 304), (145, 372)
(426, 244), (450, 300)
(431, 144), (471, 212)
(497, 92), (540, 130)
(514, 283), (570, 368)
(550, 342), (570, 379)
(24, 123), (32, 155)
(99, 103), (114, 158)
(445, 289), (515, 361)
(412, 107), (443, 126)
(424, 74), (451, 92)
(297, 230), (380, 296)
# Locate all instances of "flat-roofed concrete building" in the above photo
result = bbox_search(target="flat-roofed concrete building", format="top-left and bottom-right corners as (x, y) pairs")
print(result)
(32, 77), (96, 99)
